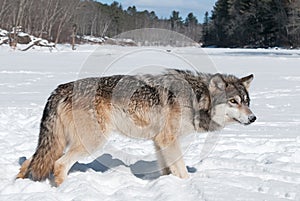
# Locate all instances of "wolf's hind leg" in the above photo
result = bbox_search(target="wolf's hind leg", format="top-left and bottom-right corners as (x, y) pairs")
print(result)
(54, 106), (111, 186)
(53, 145), (89, 186)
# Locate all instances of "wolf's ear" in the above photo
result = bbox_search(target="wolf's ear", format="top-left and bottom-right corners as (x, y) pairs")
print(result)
(209, 74), (226, 92)
(240, 74), (254, 90)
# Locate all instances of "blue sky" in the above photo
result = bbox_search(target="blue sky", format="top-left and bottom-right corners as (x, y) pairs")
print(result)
(97, 0), (217, 22)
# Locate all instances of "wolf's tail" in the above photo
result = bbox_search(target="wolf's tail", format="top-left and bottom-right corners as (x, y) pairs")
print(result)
(20, 85), (69, 181)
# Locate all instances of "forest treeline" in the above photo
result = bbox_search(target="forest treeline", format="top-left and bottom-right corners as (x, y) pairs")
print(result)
(204, 0), (300, 48)
(0, 0), (201, 45)
(0, 0), (300, 48)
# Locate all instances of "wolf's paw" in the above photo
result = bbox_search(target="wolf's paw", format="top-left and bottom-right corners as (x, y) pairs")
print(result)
(16, 172), (25, 179)
(170, 166), (189, 179)
(54, 163), (66, 186)
(16, 158), (31, 179)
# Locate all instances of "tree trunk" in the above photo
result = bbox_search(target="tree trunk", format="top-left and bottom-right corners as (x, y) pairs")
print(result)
(72, 24), (77, 50)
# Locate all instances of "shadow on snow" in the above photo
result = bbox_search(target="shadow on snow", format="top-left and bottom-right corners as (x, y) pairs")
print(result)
(19, 154), (197, 181)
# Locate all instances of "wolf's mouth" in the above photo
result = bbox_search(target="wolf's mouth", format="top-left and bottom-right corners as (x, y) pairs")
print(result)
(233, 118), (251, 126)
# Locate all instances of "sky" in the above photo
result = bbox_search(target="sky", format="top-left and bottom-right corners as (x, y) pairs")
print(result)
(97, 0), (217, 22)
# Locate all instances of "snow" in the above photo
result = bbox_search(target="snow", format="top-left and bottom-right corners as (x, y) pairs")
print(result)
(79, 35), (136, 46)
(0, 28), (55, 49)
(0, 45), (300, 200)
(81, 35), (105, 43)
(0, 29), (8, 45)
(17, 32), (29, 37)
(0, 29), (8, 36)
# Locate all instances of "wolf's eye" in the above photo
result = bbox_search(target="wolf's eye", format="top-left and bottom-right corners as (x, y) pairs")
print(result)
(229, 99), (238, 104)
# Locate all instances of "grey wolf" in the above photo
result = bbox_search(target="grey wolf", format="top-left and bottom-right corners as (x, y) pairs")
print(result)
(16, 69), (256, 186)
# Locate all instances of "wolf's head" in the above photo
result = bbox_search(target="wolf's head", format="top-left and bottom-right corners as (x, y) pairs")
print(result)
(209, 74), (256, 127)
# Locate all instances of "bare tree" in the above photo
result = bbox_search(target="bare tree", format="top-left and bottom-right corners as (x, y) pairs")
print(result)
(22, 0), (35, 34)
(0, 0), (11, 28)
(9, 0), (29, 48)
(54, 0), (80, 46)
(1, 0), (205, 47)
(71, 24), (77, 50)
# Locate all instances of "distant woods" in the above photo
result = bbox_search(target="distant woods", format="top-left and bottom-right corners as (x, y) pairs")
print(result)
(204, 0), (300, 48)
(0, 0), (300, 48)
(0, 0), (202, 45)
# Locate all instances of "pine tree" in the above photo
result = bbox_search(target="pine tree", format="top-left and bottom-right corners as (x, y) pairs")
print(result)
(204, 0), (300, 47)
(202, 11), (210, 45)
(211, 0), (231, 46)
(170, 11), (183, 31)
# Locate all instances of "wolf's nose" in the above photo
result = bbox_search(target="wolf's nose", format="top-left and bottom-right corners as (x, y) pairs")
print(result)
(249, 115), (256, 123)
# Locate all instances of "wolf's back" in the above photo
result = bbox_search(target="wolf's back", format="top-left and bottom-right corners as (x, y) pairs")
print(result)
(25, 83), (72, 181)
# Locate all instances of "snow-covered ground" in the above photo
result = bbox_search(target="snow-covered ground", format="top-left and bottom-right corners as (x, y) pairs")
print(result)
(0, 45), (300, 201)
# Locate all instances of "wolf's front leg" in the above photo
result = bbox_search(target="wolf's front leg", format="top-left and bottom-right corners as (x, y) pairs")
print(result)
(154, 136), (189, 179)
(154, 143), (171, 175)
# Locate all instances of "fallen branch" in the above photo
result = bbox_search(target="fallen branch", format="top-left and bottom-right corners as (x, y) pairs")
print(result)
(21, 39), (55, 51)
